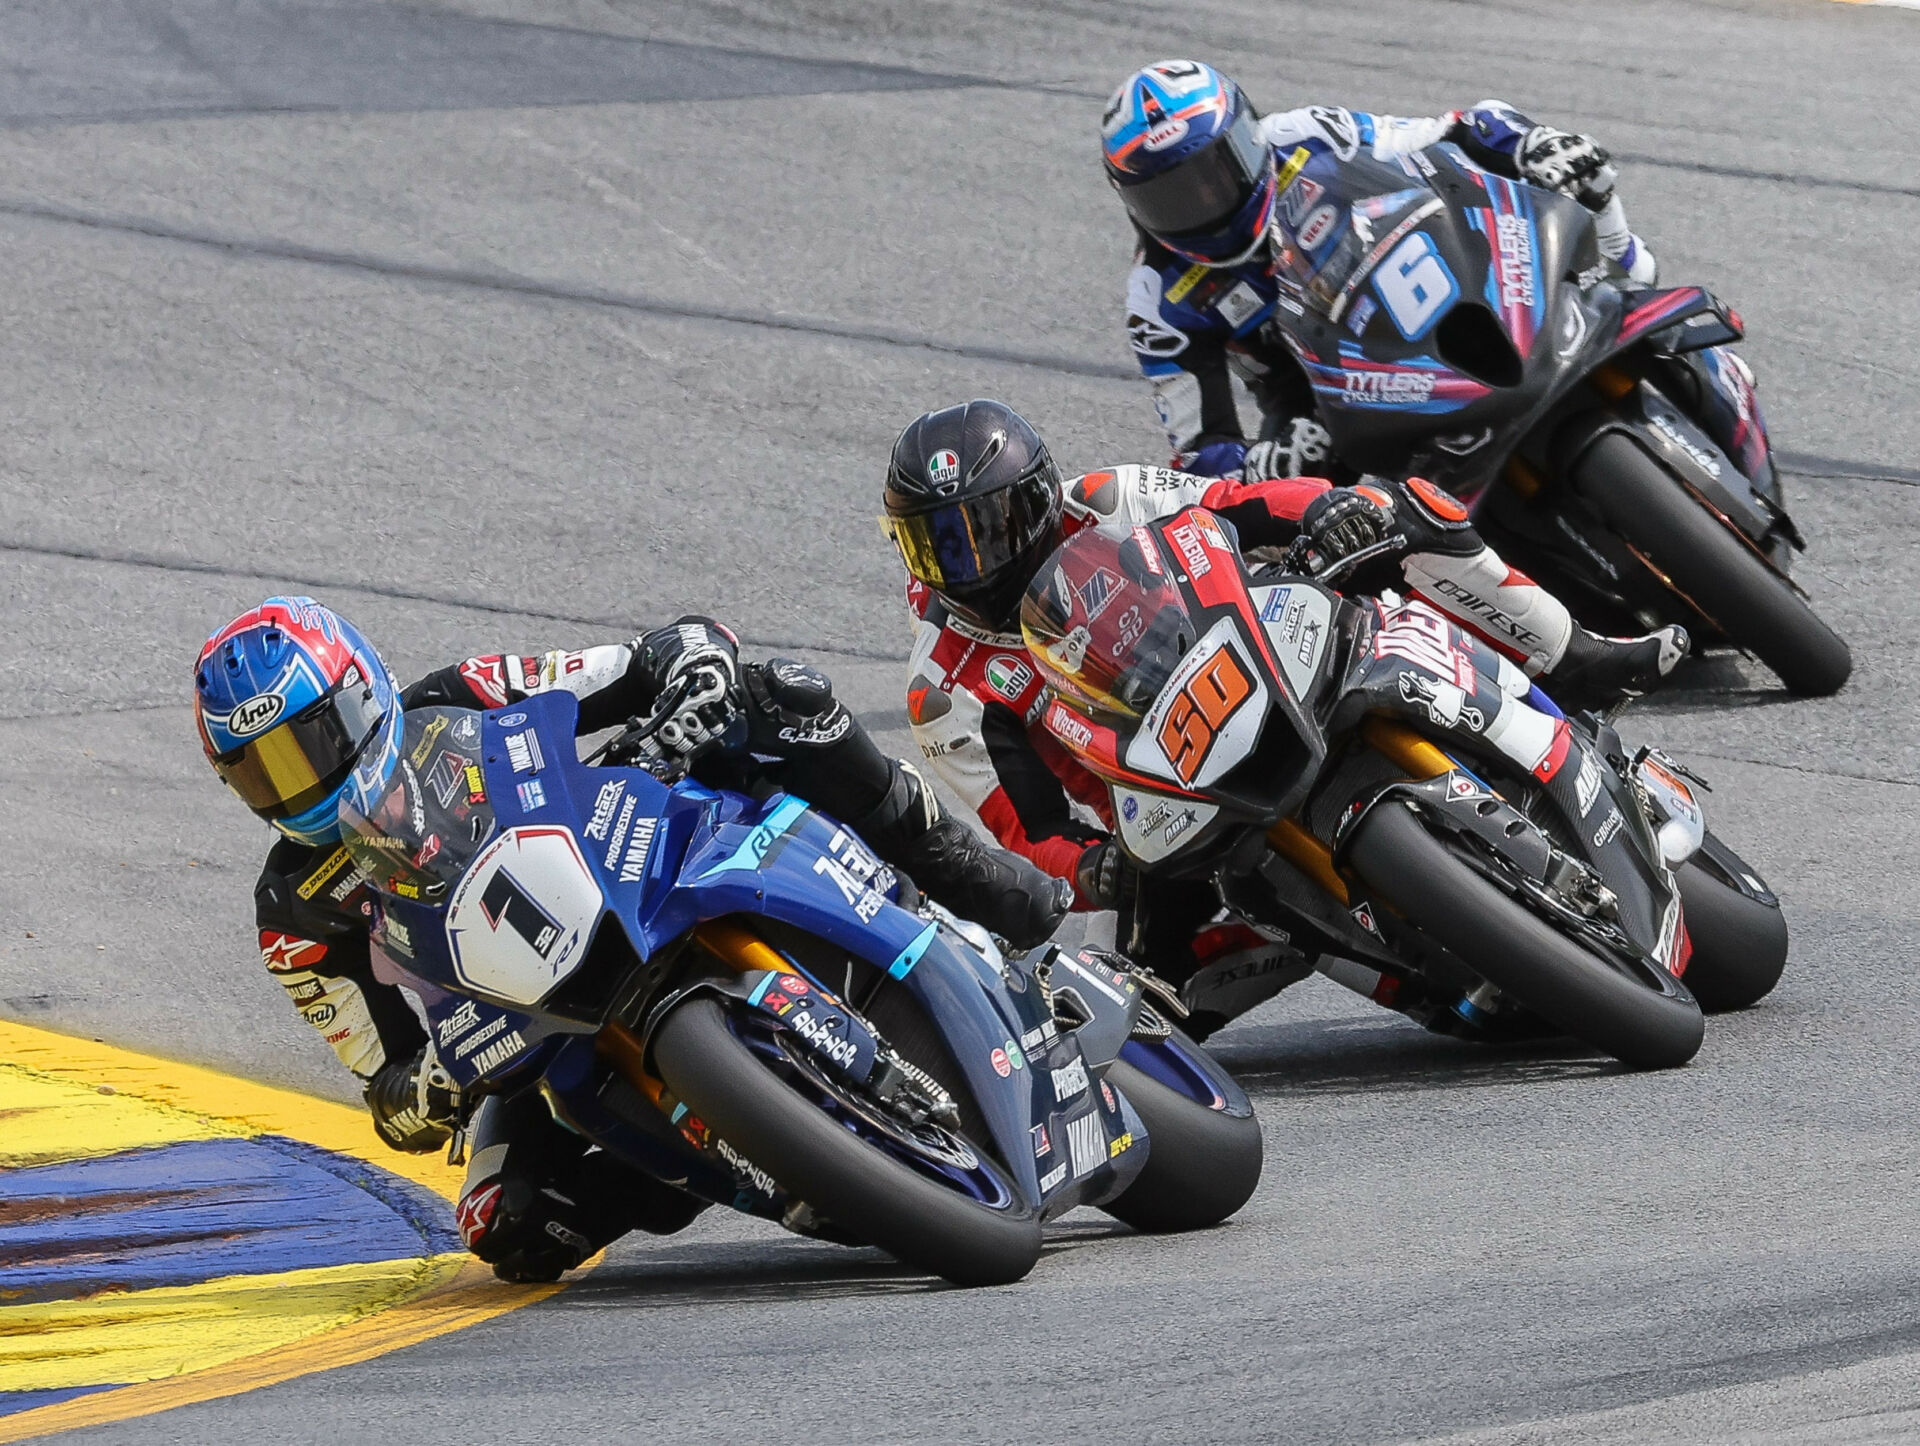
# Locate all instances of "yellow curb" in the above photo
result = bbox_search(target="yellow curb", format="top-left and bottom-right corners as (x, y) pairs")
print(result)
(0, 1020), (589, 1441)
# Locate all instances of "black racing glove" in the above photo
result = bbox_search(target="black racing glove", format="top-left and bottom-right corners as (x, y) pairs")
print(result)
(1301, 485), (1393, 565)
(366, 1045), (459, 1153)
(743, 658), (854, 751)
(1073, 840), (1139, 913)
(632, 617), (745, 763)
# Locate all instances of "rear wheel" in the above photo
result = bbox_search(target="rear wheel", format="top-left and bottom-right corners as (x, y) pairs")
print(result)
(651, 997), (1042, 1287)
(1346, 800), (1704, 1069)
(1577, 432), (1850, 695)
(1099, 1041), (1262, 1233)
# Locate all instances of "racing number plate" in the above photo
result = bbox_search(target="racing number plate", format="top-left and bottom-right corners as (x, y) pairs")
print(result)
(1157, 649), (1253, 784)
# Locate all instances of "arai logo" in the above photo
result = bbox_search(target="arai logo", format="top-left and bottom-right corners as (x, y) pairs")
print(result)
(927, 449), (960, 484)
(229, 692), (284, 737)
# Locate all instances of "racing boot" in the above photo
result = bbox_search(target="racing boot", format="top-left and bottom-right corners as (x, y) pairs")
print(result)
(743, 657), (1070, 948)
(1548, 622), (1690, 708)
(854, 760), (1070, 951)
(1382, 478), (1688, 705)
(458, 1094), (706, 1283)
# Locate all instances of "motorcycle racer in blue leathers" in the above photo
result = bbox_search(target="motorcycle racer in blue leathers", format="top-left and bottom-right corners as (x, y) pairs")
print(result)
(1104, 59), (1660, 482)
(195, 598), (1068, 1280)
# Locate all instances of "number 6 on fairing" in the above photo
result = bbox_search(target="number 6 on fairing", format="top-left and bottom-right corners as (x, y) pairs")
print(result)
(1373, 232), (1456, 340)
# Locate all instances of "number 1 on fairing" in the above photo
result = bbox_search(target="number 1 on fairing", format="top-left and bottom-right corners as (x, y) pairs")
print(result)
(1373, 232), (1456, 340)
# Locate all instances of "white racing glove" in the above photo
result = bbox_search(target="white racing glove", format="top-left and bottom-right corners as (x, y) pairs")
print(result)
(633, 618), (745, 763)
(1243, 418), (1335, 482)
(1518, 126), (1614, 203)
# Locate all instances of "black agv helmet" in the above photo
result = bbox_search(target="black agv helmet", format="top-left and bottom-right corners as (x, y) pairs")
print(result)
(883, 400), (1064, 633)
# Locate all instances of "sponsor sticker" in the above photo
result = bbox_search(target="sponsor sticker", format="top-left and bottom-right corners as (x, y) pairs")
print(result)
(1066, 1111), (1106, 1179)
(985, 655), (1033, 700)
(927, 449), (960, 484)
(504, 731), (544, 775)
(990, 1047), (1012, 1078)
(1297, 204), (1339, 251)
(1051, 1058), (1090, 1103)
(618, 816), (657, 884)
(515, 779), (546, 812)
(228, 693), (284, 737)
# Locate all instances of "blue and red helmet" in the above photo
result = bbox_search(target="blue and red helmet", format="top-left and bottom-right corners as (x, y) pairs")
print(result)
(194, 597), (401, 846)
(1101, 60), (1276, 267)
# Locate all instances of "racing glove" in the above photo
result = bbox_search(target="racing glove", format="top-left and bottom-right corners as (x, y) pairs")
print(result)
(366, 1044), (460, 1153)
(632, 617), (745, 763)
(1517, 127), (1615, 205)
(1244, 418), (1335, 482)
(1178, 439), (1248, 478)
(1073, 839), (1139, 913)
(1300, 484), (1394, 564)
(742, 658), (854, 751)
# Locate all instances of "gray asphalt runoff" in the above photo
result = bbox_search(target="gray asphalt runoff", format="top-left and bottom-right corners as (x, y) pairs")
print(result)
(4, 0), (1917, 1440)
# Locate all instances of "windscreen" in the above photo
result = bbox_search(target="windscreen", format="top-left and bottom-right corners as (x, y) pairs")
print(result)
(340, 706), (497, 902)
(1020, 521), (1199, 731)
(1274, 147), (1442, 320)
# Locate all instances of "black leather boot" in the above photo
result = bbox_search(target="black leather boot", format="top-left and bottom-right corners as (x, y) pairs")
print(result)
(854, 762), (1070, 950)
(1550, 623), (1689, 707)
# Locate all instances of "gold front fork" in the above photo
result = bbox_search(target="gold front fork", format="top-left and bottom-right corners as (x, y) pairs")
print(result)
(595, 917), (800, 1104)
(1265, 717), (1458, 904)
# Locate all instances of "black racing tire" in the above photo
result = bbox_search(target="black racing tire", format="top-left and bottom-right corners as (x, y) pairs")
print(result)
(1675, 844), (1789, 1013)
(651, 997), (1041, 1288)
(1347, 800), (1704, 1069)
(1099, 1054), (1263, 1234)
(1578, 432), (1850, 696)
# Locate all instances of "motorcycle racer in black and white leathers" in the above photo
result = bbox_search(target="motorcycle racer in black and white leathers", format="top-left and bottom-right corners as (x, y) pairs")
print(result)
(1104, 60), (1659, 480)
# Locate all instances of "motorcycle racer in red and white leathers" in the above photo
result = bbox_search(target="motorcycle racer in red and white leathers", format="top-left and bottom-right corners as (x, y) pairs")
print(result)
(883, 400), (1685, 1035)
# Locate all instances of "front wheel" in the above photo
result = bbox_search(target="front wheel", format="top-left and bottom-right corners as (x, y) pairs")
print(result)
(1578, 432), (1851, 695)
(1346, 800), (1705, 1069)
(1099, 1039), (1263, 1233)
(651, 997), (1042, 1287)
(1675, 834), (1789, 1013)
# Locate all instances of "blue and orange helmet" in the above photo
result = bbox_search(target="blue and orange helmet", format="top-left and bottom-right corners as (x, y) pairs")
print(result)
(194, 597), (401, 846)
(1101, 60), (1275, 267)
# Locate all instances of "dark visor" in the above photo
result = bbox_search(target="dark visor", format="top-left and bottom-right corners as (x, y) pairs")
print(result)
(1114, 104), (1269, 237)
(888, 466), (1058, 600)
(213, 680), (384, 819)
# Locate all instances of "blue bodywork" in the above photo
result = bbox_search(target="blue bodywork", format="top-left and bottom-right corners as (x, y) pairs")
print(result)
(366, 692), (1241, 1224)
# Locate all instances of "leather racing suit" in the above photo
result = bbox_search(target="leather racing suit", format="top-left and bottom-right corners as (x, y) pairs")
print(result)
(1126, 101), (1659, 478)
(902, 462), (1652, 1032)
(255, 618), (1064, 1280)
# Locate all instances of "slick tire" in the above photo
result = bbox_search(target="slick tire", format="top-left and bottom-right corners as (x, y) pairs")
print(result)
(1675, 839), (1789, 1013)
(1099, 1054), (1262, 1234)
(1347, 800), (1705, 1069)
(1579, 432), (1851, 696)
(651, 997), (1042, 1288)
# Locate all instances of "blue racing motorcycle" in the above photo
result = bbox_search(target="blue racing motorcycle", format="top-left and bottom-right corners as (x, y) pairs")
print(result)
(339, 693), (1260, 1287)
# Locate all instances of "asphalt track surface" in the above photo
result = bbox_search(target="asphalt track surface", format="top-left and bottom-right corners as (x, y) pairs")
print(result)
(4, 0), (1918, 1440)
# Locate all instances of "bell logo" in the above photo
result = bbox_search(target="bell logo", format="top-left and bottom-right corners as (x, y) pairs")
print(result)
(230, 693), (284, 737)
(927, 449), (960, 484)
(1142, 116), (1189, 151)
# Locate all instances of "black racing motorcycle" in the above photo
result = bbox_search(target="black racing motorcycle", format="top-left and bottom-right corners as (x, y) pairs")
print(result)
(1262, 140), (1849, 695)
(1020, 509), (1790, 1071)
